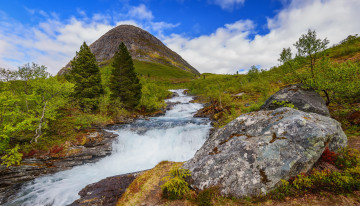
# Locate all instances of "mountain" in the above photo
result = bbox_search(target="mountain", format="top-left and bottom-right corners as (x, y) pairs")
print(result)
(58, 25), (199, 75)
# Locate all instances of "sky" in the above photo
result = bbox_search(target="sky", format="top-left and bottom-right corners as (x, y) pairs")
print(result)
(0, 0), (359, 74)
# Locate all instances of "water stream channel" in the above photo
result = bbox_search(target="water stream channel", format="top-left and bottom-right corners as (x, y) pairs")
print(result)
(6, 89), (212, 206)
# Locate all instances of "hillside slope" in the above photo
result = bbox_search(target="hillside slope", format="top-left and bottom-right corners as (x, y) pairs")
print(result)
(59, 25), (199, 75)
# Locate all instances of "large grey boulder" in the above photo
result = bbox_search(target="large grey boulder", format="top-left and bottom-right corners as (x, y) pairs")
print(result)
(183, 107), (347, 197)
(260, 84), (330, 116)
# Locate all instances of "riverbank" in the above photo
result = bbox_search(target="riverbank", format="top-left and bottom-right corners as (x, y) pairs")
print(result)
(3, 89), (211, 205)
(0, 89), (184, 204)
(0, 130), (118, 204)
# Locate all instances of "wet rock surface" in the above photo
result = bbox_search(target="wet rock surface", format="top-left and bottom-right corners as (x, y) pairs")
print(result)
(184, 107), (347, 198)
(260, 84), (330, 116)
(69, 172), (142, 206)
(0, 130), (118, 204)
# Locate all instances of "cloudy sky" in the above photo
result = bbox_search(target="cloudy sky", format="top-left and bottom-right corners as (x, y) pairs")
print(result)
(0, 0), (359, 74)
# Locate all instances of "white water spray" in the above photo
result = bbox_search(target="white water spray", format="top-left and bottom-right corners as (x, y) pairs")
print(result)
(6, 89), (211, 206)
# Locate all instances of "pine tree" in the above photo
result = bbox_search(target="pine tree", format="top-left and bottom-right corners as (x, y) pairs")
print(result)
(109, 42), (142, 109)
(68, 42), (103, 111)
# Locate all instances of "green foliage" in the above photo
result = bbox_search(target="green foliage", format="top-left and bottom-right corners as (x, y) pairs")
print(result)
(247, 65), (260, 81)
(134, 60), (194, 80)
(109, 42), (142, 109)
(72, 112), (111, 130)
(278, 47), (292, 65)
(1, 144), (23, 167)
(268, 148), (360, 200)
(336, 147), (360, 169)
(331, 34), (360, 57)
(271, 100), (297, 109)
(0, 63), (73, 161)
(137, 79), (170, 112)
(17, 63), (49, 81)
(161, 166), (191, 200)
(196, 187), (219, 206)
(292, 173), (313, 192)
(301, 60), (360, 104)
(0, 68), (17, 82)
(267, 179), (292, 200)
(67, 42), (103, 112)
(294, 29), (329, 78)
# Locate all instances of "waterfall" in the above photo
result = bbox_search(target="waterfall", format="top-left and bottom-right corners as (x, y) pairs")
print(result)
(6, 89), (211, 206)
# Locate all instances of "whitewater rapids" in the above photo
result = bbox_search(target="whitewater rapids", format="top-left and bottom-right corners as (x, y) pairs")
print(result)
(6, 89), (211, 206)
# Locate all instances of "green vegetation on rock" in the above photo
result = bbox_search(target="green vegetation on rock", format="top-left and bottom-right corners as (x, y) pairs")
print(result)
(161, 165), (191, 200)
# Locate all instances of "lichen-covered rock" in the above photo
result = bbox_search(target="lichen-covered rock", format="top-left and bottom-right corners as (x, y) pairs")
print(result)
(183, 107), (347, 198)
(260, 84), (330, 116)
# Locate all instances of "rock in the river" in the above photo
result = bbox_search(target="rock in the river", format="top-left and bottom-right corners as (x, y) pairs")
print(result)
(0, 130), (118, 204)
(184, 107), (347, 198)
(165, 101), (181, 111)
(260, 84), (330, 116)
(169, 92), (180, 98)
(69, 172), (142, 206)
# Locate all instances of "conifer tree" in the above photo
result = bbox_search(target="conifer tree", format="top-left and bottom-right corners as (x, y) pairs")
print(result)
(109, 42), (142, 109)
(68, 42), (103, 111)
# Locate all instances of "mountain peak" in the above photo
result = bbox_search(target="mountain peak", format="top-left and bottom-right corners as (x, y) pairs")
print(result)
(59, 25), (199, 75)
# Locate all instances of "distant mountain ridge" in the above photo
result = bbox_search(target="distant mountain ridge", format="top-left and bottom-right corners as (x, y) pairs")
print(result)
(59, 25), (199, 75)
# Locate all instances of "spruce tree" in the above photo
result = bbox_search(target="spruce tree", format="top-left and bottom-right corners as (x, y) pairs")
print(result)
(68, 42), (103, 111)
(109, 42), (142, 109)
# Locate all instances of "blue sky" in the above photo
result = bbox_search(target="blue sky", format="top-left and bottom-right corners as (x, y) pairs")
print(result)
(0, 0), (359, 74)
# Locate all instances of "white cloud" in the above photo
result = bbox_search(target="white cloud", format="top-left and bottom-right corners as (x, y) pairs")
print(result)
(0, 5), (178, 74)
(211, 0), (245, 10)
(164, 0), (360, 74)
(128, 4), (153, 20)
(1, 0), (359, 75)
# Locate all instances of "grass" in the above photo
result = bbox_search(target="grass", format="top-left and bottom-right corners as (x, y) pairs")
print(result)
(134, 60), (196, 81)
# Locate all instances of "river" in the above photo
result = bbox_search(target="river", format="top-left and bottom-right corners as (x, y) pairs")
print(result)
(5, 89), (211, 206)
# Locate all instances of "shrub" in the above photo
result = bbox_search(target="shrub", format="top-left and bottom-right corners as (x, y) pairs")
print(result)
(321, 147), (338, 164)
(292, 173), (313, 192)
(1, 145), (23, 167)
(335, 147), (360, 169)
(196, 187), (219, 206)
(267, 179), (293, 200)
(161, 166), (191, 200)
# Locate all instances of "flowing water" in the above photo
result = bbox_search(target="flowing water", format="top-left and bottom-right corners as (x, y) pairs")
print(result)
(6, 89), (211, 206)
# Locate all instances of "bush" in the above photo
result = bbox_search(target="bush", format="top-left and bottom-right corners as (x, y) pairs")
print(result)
(267, 148), (360, 200)
(268, 179), (293, 200)
(292, 173), (313, 192)
(161, 166), (191, 200)
(335, 147), (360, 169)
(321, 147), (338, 164)
(196, 187), (219, 206)
(1, 145), (23, 167)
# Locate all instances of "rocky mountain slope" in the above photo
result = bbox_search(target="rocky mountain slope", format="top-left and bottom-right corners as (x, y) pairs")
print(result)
(58, 25), (199, 75)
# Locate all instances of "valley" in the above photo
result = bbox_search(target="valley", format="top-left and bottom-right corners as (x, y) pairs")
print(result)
(0, 25), (360, 206)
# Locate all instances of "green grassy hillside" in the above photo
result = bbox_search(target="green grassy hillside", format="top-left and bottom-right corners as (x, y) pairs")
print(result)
(133, 60), (195, 80)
